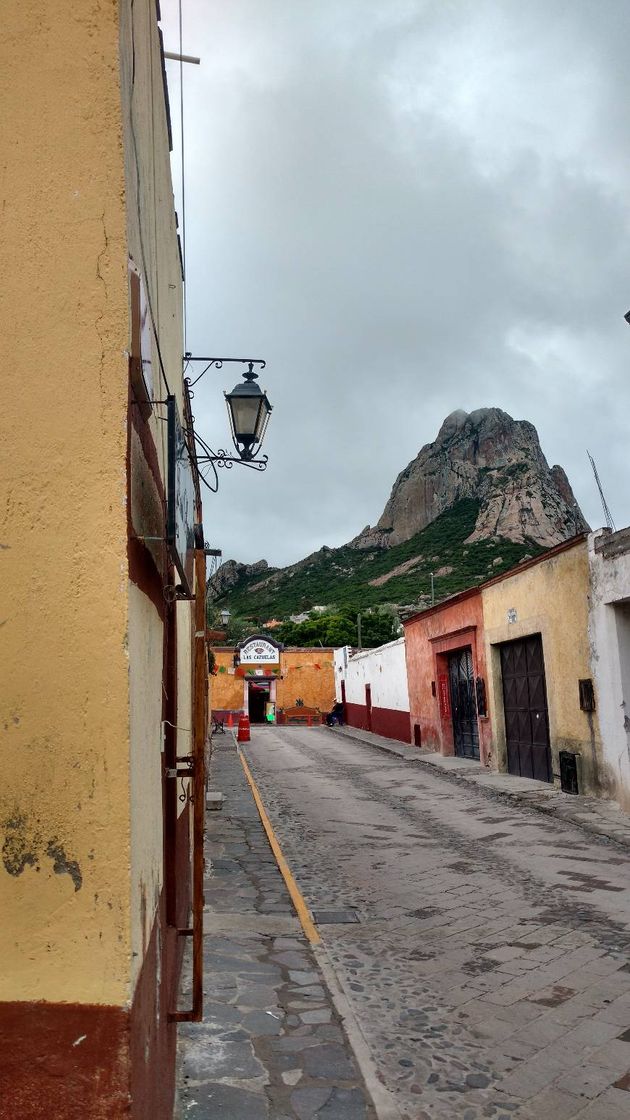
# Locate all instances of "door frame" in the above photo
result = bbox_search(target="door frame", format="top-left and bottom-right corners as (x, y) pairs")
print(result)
(447, 646), (480, 760)
(365, 683), (372, 732)
(429, 625), (487, 761)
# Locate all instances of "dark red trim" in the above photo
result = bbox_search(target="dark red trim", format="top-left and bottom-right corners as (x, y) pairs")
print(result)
(0, 890), (186, 1120)
(0, 1002), (130, 1119)
(128, 536), (165, 622)
(127, 374), (167, 614)
(130, 884), (183, 1119)
(345, 702), (411, 743)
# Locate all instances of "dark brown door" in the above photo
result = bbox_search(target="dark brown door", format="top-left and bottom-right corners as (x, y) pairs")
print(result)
(447, 648), (480, 759)
(365, 684), (372, 732)
(500, 635), (551, 782)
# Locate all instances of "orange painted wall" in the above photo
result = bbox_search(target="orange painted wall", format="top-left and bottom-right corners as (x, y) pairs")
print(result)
(210, 648), (336, 716)
(403, 589), (493, 766)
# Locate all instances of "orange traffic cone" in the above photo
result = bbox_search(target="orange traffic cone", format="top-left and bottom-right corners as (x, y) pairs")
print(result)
(227, 711), (234, 729)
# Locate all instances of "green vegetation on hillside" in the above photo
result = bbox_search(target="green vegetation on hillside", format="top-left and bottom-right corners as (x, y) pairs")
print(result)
(215, 499), (544, 622)
(274, 606), (400, 649)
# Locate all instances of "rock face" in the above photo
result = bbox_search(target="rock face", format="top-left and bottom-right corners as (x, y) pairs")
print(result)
(207, 558), (269, 599)
(351, 408), (588, 550)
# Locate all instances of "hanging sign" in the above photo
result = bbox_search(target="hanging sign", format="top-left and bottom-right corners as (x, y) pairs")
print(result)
(239, 637), (281, 664)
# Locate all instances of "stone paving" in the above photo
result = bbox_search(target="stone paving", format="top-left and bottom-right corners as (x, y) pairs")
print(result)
(175, 739), (375, 1120)
(243, 726), (630, 1120)
(329, 724), (630, 850)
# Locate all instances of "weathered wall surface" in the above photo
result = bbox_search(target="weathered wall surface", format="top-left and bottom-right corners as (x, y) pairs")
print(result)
(588, 528), (630, 809)
(210, 648), (336, 715)
(279, 650), (336, 712)
(0, 0), (130, 1007)
(340, 639), (411, 742)
(404, 591), (492, 763)
(483, 539), (602, 792)
(1, 3), (191, 1116)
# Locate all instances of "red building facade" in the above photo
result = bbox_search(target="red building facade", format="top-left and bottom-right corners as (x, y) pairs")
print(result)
(403, 588), (493, 765)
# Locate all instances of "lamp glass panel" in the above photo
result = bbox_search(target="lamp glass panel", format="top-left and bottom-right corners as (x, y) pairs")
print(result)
(253, 398), (271, 442)
(229, 394), (261, 439)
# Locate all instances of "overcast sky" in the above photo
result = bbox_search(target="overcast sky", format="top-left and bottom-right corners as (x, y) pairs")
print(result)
(162, 0), (630, 568)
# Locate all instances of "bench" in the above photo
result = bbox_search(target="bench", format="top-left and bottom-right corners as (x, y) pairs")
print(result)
(277, 705), (323, 727)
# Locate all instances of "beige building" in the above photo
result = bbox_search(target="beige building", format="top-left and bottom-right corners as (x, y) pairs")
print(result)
(1, 4), (206, 1117)
(482, 537), (602, 795)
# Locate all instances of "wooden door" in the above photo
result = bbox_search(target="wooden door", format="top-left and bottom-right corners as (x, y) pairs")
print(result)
(500, 635), (551, 783)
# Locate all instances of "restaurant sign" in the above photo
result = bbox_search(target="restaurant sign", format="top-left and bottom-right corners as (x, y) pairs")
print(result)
(239, 637), (281, 665)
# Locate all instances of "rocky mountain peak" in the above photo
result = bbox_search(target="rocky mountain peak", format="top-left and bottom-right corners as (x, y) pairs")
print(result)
(351, 408), (588, 550)
(208, 558), (269, 599)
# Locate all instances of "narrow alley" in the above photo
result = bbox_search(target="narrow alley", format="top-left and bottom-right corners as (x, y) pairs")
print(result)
(233, 725), (630, 1120)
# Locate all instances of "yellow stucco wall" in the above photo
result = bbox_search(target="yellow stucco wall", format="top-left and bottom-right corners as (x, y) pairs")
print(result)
(0, 2), (131, 1002)
(1, 0), (189, 1008)
(482, 541), (603, 792)
(210, 648), (336, 716)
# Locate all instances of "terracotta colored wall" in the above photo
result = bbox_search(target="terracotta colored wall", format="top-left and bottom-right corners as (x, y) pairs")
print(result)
(403, 590), (493, 765)
(210, 648), (336, 716)
(482, 539), (602, 792)
(278, 650), (336, 712)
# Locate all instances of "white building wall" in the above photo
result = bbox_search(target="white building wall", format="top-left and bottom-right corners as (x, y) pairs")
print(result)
(342, 638), (409, 711)
(588, 528), (630, 810)
(334, 646), (351, 702)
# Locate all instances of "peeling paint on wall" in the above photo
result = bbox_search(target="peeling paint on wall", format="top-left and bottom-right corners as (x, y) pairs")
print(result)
(46, 841), (82, 892)
(2, 814), (40, 877)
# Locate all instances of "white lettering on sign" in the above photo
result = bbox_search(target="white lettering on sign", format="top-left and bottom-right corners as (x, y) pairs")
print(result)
(239, 639), (280, 664)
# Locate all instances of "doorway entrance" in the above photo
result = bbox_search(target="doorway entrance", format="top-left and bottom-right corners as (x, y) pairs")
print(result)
(248, 681), (270, 723)
(499, 634), (551, 782)
(447, 648), (480, 759)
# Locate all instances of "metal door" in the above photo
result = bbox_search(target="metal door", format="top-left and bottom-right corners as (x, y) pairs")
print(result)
(500, 635), (551, 782)
(447, 648), (480, 759)
(365, 684), (372, 732)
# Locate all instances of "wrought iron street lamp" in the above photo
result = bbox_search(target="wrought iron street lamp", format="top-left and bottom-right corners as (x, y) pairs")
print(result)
(224, 363), (272, 461)
(183, 356), (273, 493)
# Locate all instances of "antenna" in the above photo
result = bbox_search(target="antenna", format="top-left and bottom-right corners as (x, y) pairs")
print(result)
(587, 450), (616, 531)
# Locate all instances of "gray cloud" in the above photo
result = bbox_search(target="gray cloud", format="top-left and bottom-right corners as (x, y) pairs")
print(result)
(162, 0), (630, 566)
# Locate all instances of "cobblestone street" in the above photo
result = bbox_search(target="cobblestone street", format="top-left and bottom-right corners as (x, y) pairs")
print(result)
(243, 726), (630, 1120)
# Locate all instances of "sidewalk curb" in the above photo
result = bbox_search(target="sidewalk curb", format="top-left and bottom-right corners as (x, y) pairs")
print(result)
(313, 944), (405, 1120)
(325, 726), (630, 853)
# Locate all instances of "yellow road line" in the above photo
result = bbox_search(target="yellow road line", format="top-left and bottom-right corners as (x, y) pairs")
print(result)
(238, 747), (321, 946)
